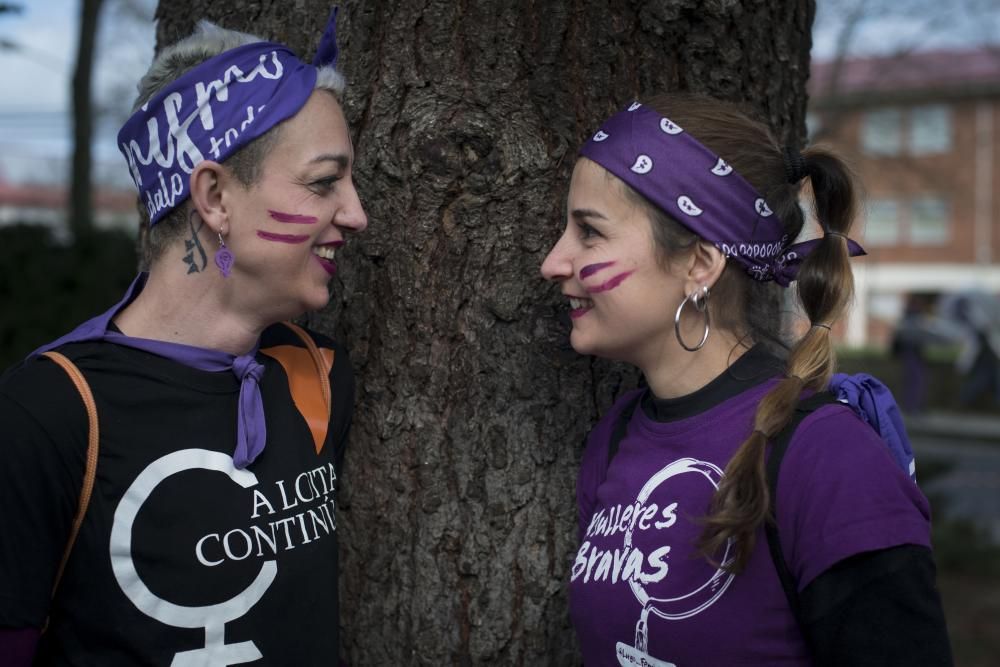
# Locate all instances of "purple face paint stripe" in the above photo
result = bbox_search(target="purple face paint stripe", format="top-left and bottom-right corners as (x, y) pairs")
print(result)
(256, 230), (311, 244)
(268, 210), (318, 224)
(586, 270), (635, 294)
(580, 261), (616, 279)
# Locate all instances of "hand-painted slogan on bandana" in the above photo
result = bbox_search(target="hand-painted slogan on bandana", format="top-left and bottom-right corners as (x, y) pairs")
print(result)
(117, 43), (319, 225)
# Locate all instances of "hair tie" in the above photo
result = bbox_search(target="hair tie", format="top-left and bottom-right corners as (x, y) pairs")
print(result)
(825, 230), (848, 241)
(811, 322), (832, 331)
(783, 147), (807, 184)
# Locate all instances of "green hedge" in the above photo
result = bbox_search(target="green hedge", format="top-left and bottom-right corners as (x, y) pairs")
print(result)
(0, 224), (138, 370)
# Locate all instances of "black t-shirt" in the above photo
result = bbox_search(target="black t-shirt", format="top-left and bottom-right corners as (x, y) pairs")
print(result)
(0, 324), (353, 665)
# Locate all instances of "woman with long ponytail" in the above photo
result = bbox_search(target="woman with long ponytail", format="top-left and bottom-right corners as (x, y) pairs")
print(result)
(542, 94), (951, 665)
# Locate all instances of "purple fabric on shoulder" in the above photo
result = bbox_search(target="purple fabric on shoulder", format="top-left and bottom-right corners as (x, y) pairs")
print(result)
(29, 274), (266, 469)
(830, 372), (916, 480)
(0, 627), (40, 666)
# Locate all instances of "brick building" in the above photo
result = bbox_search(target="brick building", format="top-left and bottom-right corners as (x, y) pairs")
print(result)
(809, 49), (1000, 346)
(0, 178), (137, 242)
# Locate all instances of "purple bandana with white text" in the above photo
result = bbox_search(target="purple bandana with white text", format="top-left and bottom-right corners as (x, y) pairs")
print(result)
(117, 9), (340, 226)
(580, 102), (865, 287)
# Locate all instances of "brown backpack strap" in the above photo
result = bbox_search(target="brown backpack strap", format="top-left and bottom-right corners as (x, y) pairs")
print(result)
(41, 351), (99, 600)
(282, 322), (332, 414)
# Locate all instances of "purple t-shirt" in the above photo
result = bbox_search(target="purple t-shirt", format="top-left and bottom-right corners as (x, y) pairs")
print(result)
(570, 372), (931, 666)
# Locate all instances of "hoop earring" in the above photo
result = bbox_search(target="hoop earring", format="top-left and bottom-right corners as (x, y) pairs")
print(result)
(674, 285), (710, 352)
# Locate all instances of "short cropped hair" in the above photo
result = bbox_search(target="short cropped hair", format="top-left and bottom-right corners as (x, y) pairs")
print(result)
(135, 21), (346, 266)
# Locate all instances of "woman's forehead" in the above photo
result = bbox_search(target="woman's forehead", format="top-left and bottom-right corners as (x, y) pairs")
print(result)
(569, 159), (641, 213)
(275, 92), (353, 164)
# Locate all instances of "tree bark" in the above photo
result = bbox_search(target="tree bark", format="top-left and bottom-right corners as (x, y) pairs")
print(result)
(154, 1), (815, 663)
(69, 0), (104, 238)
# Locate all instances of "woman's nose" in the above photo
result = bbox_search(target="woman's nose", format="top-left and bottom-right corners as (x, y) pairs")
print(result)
(540, 231), (573, 282)
(335, 180), (368, 232)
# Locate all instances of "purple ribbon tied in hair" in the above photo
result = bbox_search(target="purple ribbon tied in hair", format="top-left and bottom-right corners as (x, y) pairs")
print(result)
(579, 102), (865, 286)
(117, 7), (342, 226)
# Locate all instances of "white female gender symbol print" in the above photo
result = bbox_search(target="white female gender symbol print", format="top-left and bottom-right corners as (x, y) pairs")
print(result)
(110, 449), (278, 666)
(615, 458), (736, 667)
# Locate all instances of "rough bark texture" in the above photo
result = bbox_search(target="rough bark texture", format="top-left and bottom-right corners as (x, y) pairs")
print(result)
(154, 1), (814, 663)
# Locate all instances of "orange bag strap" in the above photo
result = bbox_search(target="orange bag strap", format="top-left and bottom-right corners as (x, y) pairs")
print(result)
(40, 351), (100, 600)
(282, 321), (332, 414)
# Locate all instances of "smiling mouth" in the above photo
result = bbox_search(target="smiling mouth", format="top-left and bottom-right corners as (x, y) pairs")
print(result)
(568, 296), (594, 318)
(312, 245), (338, 261)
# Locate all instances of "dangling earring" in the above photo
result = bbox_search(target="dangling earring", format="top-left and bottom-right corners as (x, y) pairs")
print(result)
(214, 231), (234, 278)
(674, 285), (711, 352)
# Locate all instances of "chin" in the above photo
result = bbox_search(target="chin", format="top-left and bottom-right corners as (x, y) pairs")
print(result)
(569, 330), (599, 357)
(570, 331), (633, 364)
(300, 286), (332, 313)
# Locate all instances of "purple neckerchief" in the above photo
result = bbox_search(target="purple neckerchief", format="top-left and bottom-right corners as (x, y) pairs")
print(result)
(30, 274), (267, 469)
(830, 373), (917, 481)
(580, 102), (866, 287)
(118, 8), (341, 226)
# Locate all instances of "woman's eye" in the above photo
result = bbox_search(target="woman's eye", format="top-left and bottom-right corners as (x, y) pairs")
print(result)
(579, 223), (600, 240)
(310, 176), (340, 192)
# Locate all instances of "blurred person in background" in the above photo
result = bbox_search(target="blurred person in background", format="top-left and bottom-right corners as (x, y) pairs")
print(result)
(890, 293), (934, 413)
(0, 11), (366, 665)
(953, 293), (1000, 409)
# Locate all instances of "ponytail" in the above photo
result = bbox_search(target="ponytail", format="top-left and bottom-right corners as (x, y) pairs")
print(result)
(698, 147), (858, 573)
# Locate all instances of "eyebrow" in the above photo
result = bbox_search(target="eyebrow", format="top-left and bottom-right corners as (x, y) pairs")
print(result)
(310, 154), (350, 169)
(571, 208), (608, 221)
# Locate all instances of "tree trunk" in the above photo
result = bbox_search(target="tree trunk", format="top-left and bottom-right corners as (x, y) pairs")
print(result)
(154, 1), (815, 663)
(69, 0), (103, 239)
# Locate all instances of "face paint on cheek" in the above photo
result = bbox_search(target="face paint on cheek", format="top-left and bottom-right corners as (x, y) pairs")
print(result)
(579, 261), (616, 279)
(268, 210), (318, 224)
(256, 230), (311, 244)
(586, 270), (635, 294)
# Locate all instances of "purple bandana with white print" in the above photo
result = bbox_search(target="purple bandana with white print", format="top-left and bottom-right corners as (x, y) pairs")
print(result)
(579, 102), (865, 287)
(117, 8), (341, 226)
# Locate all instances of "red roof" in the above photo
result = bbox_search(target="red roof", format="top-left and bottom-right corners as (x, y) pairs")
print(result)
(810, 48), (1000, 99)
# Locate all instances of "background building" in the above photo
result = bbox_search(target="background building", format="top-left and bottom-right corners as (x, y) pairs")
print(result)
(809, 48), (1000, 347)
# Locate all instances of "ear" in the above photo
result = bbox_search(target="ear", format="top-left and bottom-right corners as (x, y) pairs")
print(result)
(683, 240), (727, 295)
(189, 161), (230, 234)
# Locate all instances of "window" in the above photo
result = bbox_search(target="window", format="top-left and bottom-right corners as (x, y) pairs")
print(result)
(865, 199), (901, 246)
(910, 105), (951, 154)
(861, 109), (902, 156)
(910, 197), (949, 245)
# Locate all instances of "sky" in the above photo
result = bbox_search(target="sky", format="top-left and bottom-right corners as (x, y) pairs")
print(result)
(1, 0), (998, 188)
(0, 0), (155, 186)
